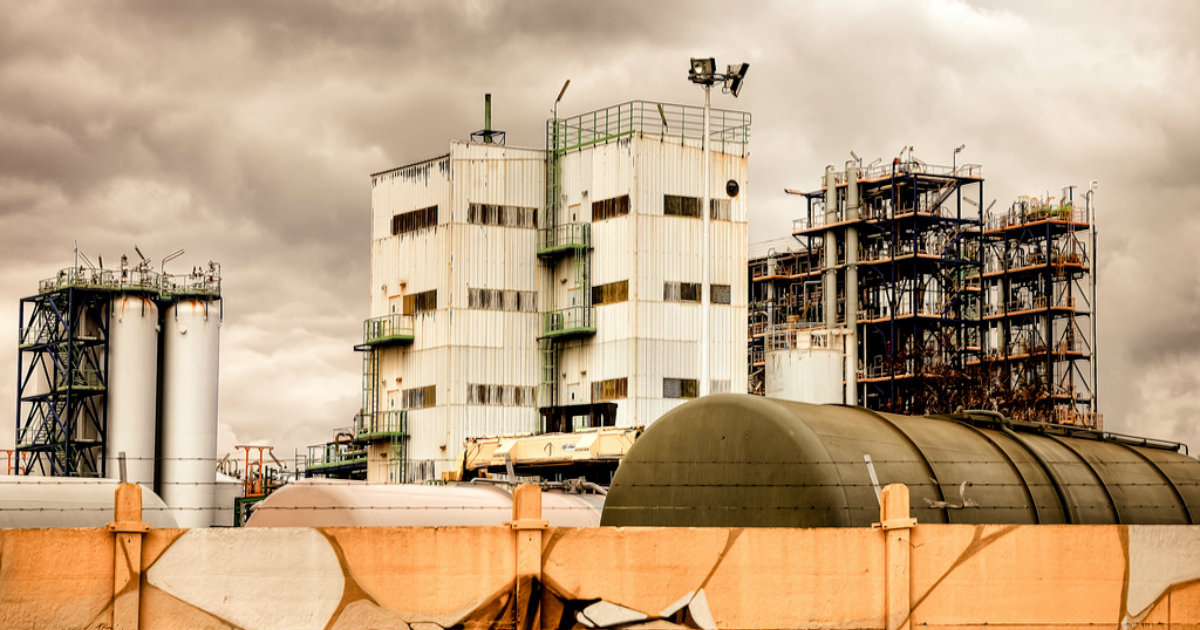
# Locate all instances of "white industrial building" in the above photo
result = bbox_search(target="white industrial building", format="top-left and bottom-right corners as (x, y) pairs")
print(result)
(359, 99), (751, 481)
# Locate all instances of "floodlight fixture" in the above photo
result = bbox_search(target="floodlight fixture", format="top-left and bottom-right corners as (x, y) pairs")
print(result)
(955, 144), (966, 154)
(724, 63), (750, 97)
(849, 150), (860, 161)
(556, 79), (570, 104)
(689, 57), (716, 83)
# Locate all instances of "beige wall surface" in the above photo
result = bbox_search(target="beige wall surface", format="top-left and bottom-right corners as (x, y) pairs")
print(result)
(2, 484), (1199, 630)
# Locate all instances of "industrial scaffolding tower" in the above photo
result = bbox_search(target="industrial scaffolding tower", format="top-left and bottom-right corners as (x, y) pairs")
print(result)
(791, 156), (985, 414)
(16, 280), (112, 476)
(976, 189), (1097, 427)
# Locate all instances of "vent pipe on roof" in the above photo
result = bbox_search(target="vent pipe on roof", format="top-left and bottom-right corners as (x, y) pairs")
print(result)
(484, 93), (492, 143)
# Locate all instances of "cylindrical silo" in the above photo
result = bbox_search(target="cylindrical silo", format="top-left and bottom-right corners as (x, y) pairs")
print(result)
(160, 297), (221, 528)
(765, 329), (845, 404)
(106, 294), (159, 487)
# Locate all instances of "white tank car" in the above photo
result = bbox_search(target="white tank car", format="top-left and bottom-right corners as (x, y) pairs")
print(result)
(0, 477), (178, 529)
(160, 297), (221, 528)
(106, 294), (159, 487)
(246, 480), (604, 528)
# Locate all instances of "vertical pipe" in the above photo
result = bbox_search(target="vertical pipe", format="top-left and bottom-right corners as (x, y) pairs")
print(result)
(845, 160), (860, 405)
(1088, 185), (1098, 416)
(700, 85), (711, 397)
(823, 166), (838, 331)
(484, 93), (492, 143)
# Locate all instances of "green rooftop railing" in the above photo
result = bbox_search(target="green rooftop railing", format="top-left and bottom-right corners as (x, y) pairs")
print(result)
(551, 100), (751, 157)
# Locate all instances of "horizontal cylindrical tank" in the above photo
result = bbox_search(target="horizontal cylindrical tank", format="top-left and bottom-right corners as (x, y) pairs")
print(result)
(0, 477), (178, 529)
(106, 294), (159, 487)
(246, 480), (603, 527)
(602, 394), (1200, 527)
(160, 298), (221, 528)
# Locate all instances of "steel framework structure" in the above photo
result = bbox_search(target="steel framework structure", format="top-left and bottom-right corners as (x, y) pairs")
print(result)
(790, 158), (985, 413)
(975, 191), (1096, 427)
(16, 286), (112, 476)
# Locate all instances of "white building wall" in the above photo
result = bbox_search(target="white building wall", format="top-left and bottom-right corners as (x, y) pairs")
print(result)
(367, 112), (749, 480)
(554, 134), (748, 429)
(369, 143), (543, 479)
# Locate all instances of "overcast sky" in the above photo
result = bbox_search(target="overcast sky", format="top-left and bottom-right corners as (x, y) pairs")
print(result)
(2, 0), (1199, 463)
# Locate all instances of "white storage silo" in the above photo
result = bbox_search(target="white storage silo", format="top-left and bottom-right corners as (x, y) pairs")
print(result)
(160, 297), (221, 528)
(765, 328), (846, 404)
(106, 294), (159, 487)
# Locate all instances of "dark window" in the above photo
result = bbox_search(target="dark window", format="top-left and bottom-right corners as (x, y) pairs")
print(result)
(663, 377), (699, 399)
(592, 195), (630, 221)
(711, 284), (732, 304)
(592, 280), (629, 306)
(664, 195), (702, 218)
(664, 281), (701, 303)
(403, 290), (437, 314)
(403, 385), (437, 409)
(467, 203), (537, 228)
(392, 206), (438, 236)
(591, 377), (628, 402)
(468, 384), (536, 406)
(710, 199), (731, 220)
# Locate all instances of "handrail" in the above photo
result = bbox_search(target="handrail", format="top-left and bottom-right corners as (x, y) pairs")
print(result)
(356, 410), (408, 437)
(363, 313), (415, 344)
(537, 222), (591, 252)
(541, 305), (594, 336)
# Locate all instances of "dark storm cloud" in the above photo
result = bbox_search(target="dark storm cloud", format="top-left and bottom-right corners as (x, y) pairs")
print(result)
(2, 0), (1199, 456)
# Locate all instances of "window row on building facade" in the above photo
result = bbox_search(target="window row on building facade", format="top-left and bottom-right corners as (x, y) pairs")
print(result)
(402, 290), (437, 314)
(591, 377), (628, 402)
(392, 205), (438, 236)
(402, 385), (436, 410)
(391, 194), (731, 237)
(663, 195), (731, 220)
(467, 384), (536, 406)
(467, 288), (537, 312)
(467, 203), (537, 228)
(663, 282), (732, 304)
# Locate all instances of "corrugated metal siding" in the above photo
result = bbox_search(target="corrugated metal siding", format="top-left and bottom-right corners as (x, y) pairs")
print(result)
(371, 143), (545, 477)
(549, 134), (749, 428)
(370, 121), (749, 470)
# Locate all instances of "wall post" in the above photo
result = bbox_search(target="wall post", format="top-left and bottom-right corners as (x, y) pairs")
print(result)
(108, 483), (149, 630)
(510, 484), (548, 630)
(875, 483), (916, 630)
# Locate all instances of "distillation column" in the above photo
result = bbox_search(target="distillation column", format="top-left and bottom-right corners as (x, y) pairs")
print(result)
(823, 166), (838, 331)
(844, 161), (860, 406)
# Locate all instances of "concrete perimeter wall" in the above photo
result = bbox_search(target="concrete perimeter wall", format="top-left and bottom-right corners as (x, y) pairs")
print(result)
(2, 484), (1200, 629)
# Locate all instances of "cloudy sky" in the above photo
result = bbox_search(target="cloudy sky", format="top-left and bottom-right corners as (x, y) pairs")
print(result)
(2, 0), (1199, 462)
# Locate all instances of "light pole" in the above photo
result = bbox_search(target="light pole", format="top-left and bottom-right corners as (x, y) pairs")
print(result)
(688, 58), (748, 397)
(953, 144), (965, 174)
(1086, 180), (1099, 418)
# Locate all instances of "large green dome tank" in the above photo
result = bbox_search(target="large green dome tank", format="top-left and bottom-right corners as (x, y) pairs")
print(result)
(601, 394), (1200, 527)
